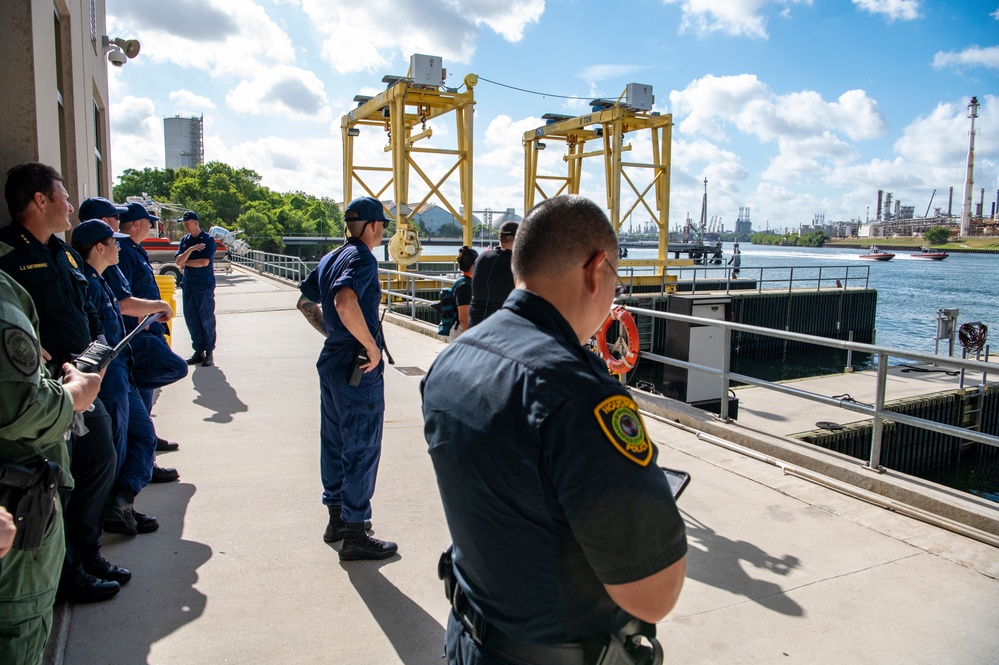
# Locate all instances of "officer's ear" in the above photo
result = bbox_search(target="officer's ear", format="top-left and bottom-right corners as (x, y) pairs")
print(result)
(582, 250), (606, 296)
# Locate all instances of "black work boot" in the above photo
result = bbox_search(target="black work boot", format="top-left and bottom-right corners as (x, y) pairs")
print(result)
(186, 351), (206, 365)
(339, 522), (397, 561)
(323, 505), (371, 543)
(104, 492), (138, 536)
(201, 352), (214, 367)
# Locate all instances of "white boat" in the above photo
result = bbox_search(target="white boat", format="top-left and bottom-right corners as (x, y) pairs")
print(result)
(859, 245), (895, 261)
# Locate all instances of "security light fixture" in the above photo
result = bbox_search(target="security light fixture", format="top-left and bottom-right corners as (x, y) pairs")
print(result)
(103, 36), (140, 68)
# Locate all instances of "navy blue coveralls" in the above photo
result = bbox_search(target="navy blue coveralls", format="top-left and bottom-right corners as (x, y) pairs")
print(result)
(421, 290), (687, 664)
(299, 239), (385, 524)
(81, 263), (155, 496)
(0, 223), (117, 579)
(117, 237), (187, 410)
(175, 230), (217, 354)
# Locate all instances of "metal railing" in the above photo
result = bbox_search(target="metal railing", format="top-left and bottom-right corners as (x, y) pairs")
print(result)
(616, 264), (870, 296)
(624, 304), (999, 470)
(231, 250), (311, 283)
(381, 268), (460, 320)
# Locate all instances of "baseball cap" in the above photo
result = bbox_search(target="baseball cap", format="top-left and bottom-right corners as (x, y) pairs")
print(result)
(78, 197), (128, 221)
(120, 201), (160, 225)
(73, 219), (129, 246)
(181, 210), (200, 222)
(344, 197), (389, 223)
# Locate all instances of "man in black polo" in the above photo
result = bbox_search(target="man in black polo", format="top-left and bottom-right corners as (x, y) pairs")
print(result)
(468, 221), (517, 327)
(0, 163), (127, 603)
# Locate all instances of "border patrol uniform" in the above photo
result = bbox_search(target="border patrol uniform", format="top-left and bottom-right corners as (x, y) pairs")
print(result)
(116, 236), (187, 409)
(422, 290), (687, 663)
(0, 224), (117, 587)
(175, 229), (217, 355)
(0, 246), (74, 665)
(299, 238), (385, 523)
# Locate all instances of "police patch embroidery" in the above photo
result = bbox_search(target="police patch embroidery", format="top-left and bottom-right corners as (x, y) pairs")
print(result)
(4, 326), (38, 376)
(593, 395), (653, 466)
(65, 251), (78, 268)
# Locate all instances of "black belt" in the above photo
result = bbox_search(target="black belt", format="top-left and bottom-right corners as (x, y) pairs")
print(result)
(451, 601), (593, 665)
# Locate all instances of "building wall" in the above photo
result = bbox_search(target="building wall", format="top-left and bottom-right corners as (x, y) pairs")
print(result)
(0, 0), (111, 228)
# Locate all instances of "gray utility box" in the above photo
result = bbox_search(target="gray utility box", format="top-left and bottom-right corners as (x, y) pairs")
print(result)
(662, 295), (737, 417)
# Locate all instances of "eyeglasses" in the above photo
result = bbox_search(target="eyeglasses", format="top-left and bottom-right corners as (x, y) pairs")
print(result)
(600, 256), (627, 298)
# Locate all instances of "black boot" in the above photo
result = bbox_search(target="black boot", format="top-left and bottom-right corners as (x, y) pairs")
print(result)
(201, 352), (214, 367)
(104, 492), (138, 536)
(186, 351), (206, 365)
(339, 522), (397, 561)
(323, 505), (371, 543)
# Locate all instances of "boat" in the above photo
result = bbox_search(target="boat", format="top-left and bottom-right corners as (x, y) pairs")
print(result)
(911, 246), (949, 261)
(141, 236), (226, 263)
(859, 245), (895, 261)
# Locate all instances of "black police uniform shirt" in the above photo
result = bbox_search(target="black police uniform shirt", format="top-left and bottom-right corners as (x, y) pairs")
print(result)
(117, 237), (168, 335)
(175, 230), (216, 288)
(0, 222), (103, 364)
(299, 238), (383, 376)
(422, 289), (687, 645)
(468, 247), (513, 326)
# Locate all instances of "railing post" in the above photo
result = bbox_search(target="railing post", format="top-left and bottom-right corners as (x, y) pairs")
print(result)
(845, 331), (854, 373)
(867, 351), (889, 472)
(788, 267), (794, 294)
(817, 266), (823, 292)
(410, 274), (416, 319)
(385, 274), (393, 315)
(720, 325), (732, 421)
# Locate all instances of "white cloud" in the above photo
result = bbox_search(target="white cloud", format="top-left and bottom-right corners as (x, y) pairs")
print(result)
(227, 65), (332, 121)
(168, 89), (217, 115)
(932, 45), (999, 71)
(662, 0), (812, 39)
(851, 0), (921, 21)
(298, 0), (544, 74)
(669, 75), (886, 144)
(208, 134), (344, 197)
(109, 96), (165, 173)
(107, 0), (295, 77)
(894, 96), (998, 166)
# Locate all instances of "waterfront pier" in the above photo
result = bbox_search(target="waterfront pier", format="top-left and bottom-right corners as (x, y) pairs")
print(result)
(50, 269), (999, 665)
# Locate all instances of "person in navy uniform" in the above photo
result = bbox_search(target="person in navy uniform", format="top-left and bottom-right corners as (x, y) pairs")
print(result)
(175, 210), (217, 367)
(421, 195), (687, 665)
(0, 162), (126, 603)
(71, 220), (163, 537)
(297, 196), (397, 561)
(117, 202), (189, 454)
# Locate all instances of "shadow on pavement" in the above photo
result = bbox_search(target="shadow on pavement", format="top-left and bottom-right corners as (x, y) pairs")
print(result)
(682, 512), (804, 616)
(191, 366), (248, 423)
(63, 482), (211, 664)
(342, 557), (445, 665)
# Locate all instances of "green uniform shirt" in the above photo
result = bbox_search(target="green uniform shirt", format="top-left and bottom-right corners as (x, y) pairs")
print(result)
(0, 242), (74, 627)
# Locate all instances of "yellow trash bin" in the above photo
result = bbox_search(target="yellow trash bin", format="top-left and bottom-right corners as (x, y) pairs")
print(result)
(154, 274), (177, 346)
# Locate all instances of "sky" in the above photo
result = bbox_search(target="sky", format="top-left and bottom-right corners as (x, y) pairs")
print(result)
(106, 0), (999, 233)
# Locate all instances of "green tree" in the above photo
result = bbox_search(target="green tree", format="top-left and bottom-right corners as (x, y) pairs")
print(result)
(113, 167), (176, 203)
(799, 231), (829, 247)
(237, 209), (283, 253)
(438, 222), (462, 237)
(923, 226), (951, 245)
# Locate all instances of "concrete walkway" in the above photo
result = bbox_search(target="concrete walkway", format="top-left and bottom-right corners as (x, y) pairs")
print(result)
(54, 271), (999, 664)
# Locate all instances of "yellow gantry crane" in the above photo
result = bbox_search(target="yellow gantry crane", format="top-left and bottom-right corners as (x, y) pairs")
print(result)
(523, 84), (683, 277)
(342, 54), (477, 267)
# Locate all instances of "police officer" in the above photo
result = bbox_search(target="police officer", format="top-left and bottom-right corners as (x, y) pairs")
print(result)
(175, 211), (217, 367)
(468, 221), (517, 327)
(297, 196), (397, 561)
(0, 163), (127, 603)
(421, 195), (687, 665)
(0, 245), (102, 663)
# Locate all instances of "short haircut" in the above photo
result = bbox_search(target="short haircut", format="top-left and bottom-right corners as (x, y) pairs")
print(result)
(457, 245), (478, 272)
(512, 196), (617, 281)
(5, 162), (64, 219)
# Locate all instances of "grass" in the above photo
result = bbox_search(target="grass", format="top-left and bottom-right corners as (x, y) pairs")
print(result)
(825, 237), (999, 250)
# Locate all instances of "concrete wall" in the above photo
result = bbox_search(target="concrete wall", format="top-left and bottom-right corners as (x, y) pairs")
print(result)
(0, 0), (111, 227)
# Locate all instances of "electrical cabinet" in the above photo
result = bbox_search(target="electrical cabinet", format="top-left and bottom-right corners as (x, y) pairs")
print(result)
(410, 54), (442, 87)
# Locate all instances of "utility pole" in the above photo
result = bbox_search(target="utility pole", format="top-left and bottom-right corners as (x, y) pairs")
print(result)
(961, 96), (980, 237)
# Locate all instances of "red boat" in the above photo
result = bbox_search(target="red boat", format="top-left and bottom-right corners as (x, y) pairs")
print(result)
(859, 245), (895, 261)
(911, 246), (949, 261)
(141, 236), (226, 263)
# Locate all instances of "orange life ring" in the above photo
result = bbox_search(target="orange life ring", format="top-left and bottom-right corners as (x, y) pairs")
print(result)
(596, 306), (640, 374)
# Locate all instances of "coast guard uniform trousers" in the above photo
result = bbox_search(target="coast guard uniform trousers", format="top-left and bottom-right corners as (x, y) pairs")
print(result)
(183, 283), (216, 354)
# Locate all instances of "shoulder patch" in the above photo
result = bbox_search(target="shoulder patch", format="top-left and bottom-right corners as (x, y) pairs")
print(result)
(64, 251), (78, 268)
(593, 395), (653, 466)
(4, 326), (39, 376)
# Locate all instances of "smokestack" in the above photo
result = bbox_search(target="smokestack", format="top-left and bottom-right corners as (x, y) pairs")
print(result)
(948, 187), (954, 217)
(876, 190), (883, 222)
(961, 96), (980, 236)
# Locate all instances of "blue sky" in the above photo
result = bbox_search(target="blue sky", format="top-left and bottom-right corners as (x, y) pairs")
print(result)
(107, 0), (999, 232)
